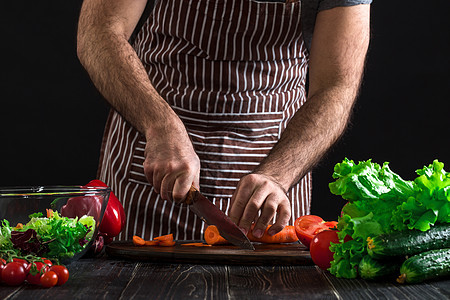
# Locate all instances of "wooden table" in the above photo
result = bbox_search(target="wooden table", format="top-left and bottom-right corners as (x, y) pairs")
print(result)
(1, 256), (449, 299)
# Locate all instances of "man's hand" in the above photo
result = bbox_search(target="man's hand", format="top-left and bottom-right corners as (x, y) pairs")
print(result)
(143, 123), (200, 204)
(229, 173), (291, 238)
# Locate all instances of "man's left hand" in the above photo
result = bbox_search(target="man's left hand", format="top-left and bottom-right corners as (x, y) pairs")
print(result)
(229, 173), (291, 238)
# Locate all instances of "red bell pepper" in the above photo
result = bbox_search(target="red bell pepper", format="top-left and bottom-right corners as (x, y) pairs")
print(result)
(84, 180), (126, 239)
(61, 180), (125, 249)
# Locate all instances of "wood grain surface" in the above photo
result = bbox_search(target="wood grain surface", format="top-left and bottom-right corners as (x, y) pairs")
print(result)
(105, 241), (313, 265)
(1, 257), (449, 300)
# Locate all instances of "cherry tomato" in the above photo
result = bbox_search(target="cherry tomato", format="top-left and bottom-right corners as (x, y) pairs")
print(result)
(12, 258), (30, 274)
(0, 258), (7, 282)
(49, 265), (69, 286)
(309, 230), (340, 270)
(2, 262), (27, 286)
(40, 271), (58, 288)
(42, 258), (53, 267)
(294, 215), (338, 249)
(26, 262), (49, 285)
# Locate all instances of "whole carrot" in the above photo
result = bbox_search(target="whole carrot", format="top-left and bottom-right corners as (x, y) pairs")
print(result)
(247, 225), (298, 244)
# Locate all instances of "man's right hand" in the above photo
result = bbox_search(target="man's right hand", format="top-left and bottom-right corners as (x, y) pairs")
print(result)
(143, 122), (200, 204)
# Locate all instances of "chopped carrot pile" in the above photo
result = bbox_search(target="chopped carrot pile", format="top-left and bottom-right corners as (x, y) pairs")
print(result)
(133, 224), (299, 247)
(132, 233), (176, 247)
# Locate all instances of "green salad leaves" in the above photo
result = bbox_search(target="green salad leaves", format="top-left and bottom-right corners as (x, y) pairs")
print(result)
(328, 158), (450, 278)
(0, 210), (95, 261)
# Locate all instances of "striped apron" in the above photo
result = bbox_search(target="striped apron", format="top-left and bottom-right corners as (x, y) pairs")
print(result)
(98, 0), (311, 241)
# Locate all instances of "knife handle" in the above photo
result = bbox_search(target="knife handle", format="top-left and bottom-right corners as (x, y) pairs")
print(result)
(184, 185), (199, 205)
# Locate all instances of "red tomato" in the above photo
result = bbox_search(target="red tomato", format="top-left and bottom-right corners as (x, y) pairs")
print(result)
(42, 258), (53, 267)
(40, 271), (58, 288)
(309, 230), (340, 270)
(2, 262), (27, 286)
(0, 258), (6, 282)
(12, 258), (30, 274)
(294, 215), (337, 249)
(49, 265), (69, 286)
(85, 180), (125, 240)
(26, 262), (49, 285)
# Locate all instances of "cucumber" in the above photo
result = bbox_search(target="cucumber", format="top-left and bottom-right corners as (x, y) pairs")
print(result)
(367, 223), (450, 259)
(397, 248), (450, 284)
(358, 255), (401, 280)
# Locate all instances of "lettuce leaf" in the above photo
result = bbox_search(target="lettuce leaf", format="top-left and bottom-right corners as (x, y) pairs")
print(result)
(329, 158), (414, 233)
(328, 158), (450, 278)
(1, 210), (96, 260)
(391, 160), (450, 231)
(0, 220), (13, 250)
(330, 212), (384, 278)
(22, 211), (96, 259)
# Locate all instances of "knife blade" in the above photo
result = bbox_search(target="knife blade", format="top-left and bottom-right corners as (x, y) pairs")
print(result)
(185, 185), (255, 250)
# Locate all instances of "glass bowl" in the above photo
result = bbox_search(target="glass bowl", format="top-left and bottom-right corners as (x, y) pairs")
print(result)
(0, 186), (110, 264)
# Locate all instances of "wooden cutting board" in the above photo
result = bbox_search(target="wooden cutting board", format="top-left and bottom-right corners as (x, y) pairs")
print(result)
(106, 241), (313, 265)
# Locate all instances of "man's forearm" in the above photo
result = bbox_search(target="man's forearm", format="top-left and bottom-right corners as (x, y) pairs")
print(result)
(76, 0), (180, 139)
(254, 84), (360, 191)
(254, 5), (370, 191)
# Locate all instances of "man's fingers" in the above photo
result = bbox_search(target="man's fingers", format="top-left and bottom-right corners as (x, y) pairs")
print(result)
(229, 182), (254, 230)
(229, 173), (291, 239)
(267, 200), (291, 236)
(251, 195), (278, 238)
(172, 174), (196, 203)
(236, 189), (267, 234)
(160, 175), (175, 202)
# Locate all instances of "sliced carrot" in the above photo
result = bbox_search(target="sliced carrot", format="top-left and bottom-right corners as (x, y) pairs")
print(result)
(14, 223), (24, 230)
(158, 240), (176, 247)
(204, 225), (229, 245)
(153, 233), (174, 242)
(133, 235), (146, 246)
(46, 208), (54, 218)
(133, 234), (176, 247)
(181, 242), (211, 247)
(144, 240), (160, 246)
(204, 225), (298, 245)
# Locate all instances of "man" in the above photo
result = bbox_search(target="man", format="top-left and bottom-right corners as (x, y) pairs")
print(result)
(77, 0), (371, 241)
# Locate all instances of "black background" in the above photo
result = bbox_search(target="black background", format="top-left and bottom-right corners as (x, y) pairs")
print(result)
(2, 1), (450, 220)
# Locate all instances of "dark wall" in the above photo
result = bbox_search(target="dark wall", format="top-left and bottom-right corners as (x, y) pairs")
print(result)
(2, 1), (450, 220)
(2, 1), (108, 186)
(311, 1), (450, 219)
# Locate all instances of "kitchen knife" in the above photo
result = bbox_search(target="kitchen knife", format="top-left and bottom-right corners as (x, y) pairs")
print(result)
(185, 185), (255, 250)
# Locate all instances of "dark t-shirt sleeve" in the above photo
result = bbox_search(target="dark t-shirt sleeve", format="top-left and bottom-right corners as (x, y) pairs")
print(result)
(302, 0), (373, 51)
(318, 0), (372, 11)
